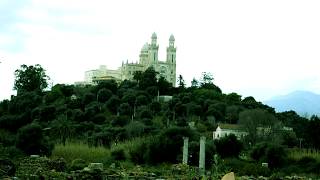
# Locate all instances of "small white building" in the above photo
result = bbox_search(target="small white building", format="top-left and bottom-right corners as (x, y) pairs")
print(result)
(213, 123), (248, 140)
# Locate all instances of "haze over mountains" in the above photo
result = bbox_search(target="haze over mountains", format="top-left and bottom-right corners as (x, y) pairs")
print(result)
(264, 90), (320, 117)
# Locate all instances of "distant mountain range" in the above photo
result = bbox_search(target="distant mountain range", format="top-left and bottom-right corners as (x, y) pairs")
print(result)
(264, 90), (320, 117)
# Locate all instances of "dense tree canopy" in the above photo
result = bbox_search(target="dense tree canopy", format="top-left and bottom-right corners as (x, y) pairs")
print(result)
(14, 64), (49, 94)
(239, 109), (279, 145)
(2, 64), (320, 174)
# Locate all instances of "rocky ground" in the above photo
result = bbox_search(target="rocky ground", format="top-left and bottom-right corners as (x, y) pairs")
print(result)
(1, 157), (318, 179)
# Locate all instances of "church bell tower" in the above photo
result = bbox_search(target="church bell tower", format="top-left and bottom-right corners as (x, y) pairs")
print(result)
(166, 34), (176, 86)
(149, 32), (159, 65)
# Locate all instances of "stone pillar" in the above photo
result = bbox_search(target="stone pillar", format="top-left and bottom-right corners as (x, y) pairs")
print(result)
(182, 137), (189, 165)
(199, 136), (206, 175)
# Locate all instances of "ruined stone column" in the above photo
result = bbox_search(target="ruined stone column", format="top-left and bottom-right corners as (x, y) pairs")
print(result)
(199, 136), (206, 175)
(182, 137), (189, 165)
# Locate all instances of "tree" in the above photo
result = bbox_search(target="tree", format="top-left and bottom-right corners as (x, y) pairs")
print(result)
(206, 103), (226, 122)
(200, 72), (214, 85)
(150, 101), (161, 115)
(121, 91), (136, 107)
(225, 93), (242, 105)
(9, 91), (42, 114)
(177, 75), (185, 89)
(119, 103), (132, 116)
(158, 76), (172, 95)
(14, 64), (49, 94)
(0, 99), (9, 116)
(50, 115), (73, 146)
(106, 95), (120, 114)
(191, 78), (199, 88)
(133, 71), (143, 83)
(276, 111), (308, 141)
(135, 95), (148, 107)
(306, 115), (320, 149)
(199, 72), (222, 93)
(239, 109), (278, 145)
(139, 67), (158, 89)
(95, 80), (118, 94)
(97, 88), (113, 103)
(225, 105), (242, 124)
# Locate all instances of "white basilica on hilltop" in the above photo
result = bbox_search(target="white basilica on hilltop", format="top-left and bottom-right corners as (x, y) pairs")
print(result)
(80, 33), (177, 86)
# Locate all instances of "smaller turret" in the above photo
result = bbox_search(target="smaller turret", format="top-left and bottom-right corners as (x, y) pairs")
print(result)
(151, 32), (157, 45)
(169, 34), (175, 47)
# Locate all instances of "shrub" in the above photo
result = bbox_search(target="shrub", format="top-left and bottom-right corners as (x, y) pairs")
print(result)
(128, 127), (197, 165)
(82, 93), (95, 105)
(48, 158), (67, 172)
(128, 139), (149, 164)
(0, 146), (24, 160)
(224, 158), (270, 176)
(16, 123), (54, 156)
(70, 158), (87, 171)
(111, 116), (130, 127)
(145, 127), (198, 164)
(111, 148), (126, 161)
(125, 121), (145, 138)
(296, 156), (320, 174)
(205, 140), (216, 166)
(88, 131), (113, 148)
(39, 105), (56, 122)
(118, 103), (132, 116)
(215, 134), (243, 158)
(0, 113), (32, 132)
(0, 159), (16, 177)
(250, 142), (287, 169)
(266, 144), (287, 169)
(251, 142), (268, 161)
(106, 95), (120, 114)
(90, 114), (106, 124)
(51, 142), (110, 164)
(0, 129), (16, 146)
(241, 162), (270, 176)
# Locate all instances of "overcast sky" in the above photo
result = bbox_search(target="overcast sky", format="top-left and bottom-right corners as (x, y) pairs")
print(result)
(1, 0), (320, 101)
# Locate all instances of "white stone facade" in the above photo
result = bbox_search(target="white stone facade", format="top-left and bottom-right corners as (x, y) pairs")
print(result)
(84, 65), (122, 84)
(213, 124), (248, 140)
(82, 33), (177, 86)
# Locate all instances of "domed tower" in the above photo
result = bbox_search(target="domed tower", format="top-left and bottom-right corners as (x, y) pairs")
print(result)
(148, 32), (159, 65)
(139, 43), (149, 66)
(151, 32), (157, 45)
(166, 34), (176, 86)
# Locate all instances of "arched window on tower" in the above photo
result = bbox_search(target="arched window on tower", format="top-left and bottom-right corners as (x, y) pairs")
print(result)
(172, 55), (174, 63)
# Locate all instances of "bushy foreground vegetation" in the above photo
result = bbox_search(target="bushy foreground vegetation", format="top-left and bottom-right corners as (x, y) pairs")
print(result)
(1, 64), (320, 178)
(51, 142), (110, 164)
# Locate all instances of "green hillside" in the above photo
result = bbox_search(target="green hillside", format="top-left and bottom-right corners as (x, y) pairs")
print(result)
(1, 64), (320, 179)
